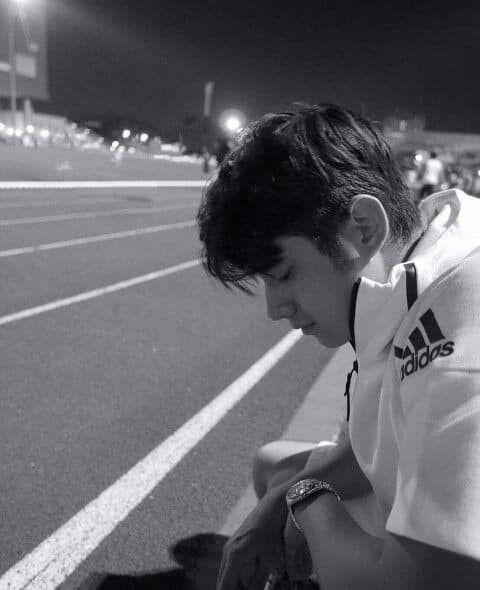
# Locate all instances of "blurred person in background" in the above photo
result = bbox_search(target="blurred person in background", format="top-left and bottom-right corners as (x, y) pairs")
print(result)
(214, 137), (232, 166)
(419, 150), (446, 200)
(197, 104), (480, 590)
(202, 144), (211, 173)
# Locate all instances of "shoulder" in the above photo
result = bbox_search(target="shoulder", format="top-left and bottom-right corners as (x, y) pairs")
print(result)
(399, 247), (480, 363)
(393, 248), (480, 411)
(420, 247), (480, 348)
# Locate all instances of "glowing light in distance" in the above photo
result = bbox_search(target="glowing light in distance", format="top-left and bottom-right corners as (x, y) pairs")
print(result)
(40, 129), (50, 139)
(122, 129), (131, 139)
(219, 109), (247, 136)
(26, 124), (35, 133)
(140, 132), (149, 142)
(225, 116), (241, 132)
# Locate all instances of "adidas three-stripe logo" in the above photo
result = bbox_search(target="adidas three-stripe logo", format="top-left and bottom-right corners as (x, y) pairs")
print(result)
(394, 308), (455, 381)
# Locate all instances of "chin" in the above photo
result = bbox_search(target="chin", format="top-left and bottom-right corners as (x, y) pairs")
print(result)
(314, 332), (348, 349)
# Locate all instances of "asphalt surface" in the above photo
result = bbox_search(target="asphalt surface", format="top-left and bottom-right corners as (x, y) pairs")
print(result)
(0, 163), (335, 589)
(0, 143), (210, 181)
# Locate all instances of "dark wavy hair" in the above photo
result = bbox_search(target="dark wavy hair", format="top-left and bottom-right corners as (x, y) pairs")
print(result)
(197, 103), (421, 292)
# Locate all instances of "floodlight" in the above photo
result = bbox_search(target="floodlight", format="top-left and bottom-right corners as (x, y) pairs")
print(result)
(219, 109), (247, 137)
(225, 116), (241, 133)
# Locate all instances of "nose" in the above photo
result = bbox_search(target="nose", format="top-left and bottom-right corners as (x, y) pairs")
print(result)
(264, 282), (296, 321)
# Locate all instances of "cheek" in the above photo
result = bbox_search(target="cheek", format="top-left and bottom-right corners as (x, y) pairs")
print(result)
(307, 289), (350, 334)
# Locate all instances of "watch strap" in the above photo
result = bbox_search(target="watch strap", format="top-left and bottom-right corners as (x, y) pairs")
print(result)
(286, 478), (341, 531)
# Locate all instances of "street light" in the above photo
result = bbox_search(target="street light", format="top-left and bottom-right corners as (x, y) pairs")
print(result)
(8, 0), (18, 129)
(219, 109), (246, 138)
(7, 0), (32, 130)
(225, 116), (241, 133)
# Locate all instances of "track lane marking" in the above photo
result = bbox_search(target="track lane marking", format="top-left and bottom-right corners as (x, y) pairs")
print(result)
(0, 180), (207, 190)
(0, 259), (201, 326)
(0, 198), (118, 209)
(0, 204), (197, 226)
(0, 220), (196, 257)
(0, 330), (302, 590)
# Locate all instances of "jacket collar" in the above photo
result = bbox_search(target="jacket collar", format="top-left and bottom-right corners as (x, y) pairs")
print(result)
(348, 189), (467, 359)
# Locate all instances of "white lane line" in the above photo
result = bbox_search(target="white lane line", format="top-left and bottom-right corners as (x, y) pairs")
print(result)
(0, 329), (302, 590)
(0, 180), (207, 190)
(0, 198), (110, 209)
(0, 204), (197, 226)
(0, 259), (201, 326)
(0, 221), (196, 258)
(0, 198), (123, 209)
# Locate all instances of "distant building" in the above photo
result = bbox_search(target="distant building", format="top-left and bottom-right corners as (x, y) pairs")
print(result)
(383, 112), (426, 136)
(0, 0), (48, 126)
(383, 112), (480, 156)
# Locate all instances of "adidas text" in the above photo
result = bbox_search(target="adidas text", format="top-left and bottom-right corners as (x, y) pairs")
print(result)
(400, 341), (455, 381)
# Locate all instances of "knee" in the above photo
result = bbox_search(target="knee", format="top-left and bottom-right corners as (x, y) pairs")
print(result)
(252, 442), (278, 499)
(252, 441), (307, 499)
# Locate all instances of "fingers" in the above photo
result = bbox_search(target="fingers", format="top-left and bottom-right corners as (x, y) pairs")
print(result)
(243, 560), (274, 590)
(239, 557), (257, 588)
(283, 515), (313, 583)
(217, 546), (237, 590)
(218, 553), (282, 590)
(217, 539), (285, 590)
(217, 543), (257, 590)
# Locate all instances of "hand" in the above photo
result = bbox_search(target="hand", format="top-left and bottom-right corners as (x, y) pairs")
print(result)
(283, 513), (312, 585)
(216, 495), (287, 590)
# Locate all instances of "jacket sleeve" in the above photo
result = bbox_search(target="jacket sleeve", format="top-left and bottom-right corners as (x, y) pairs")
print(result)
(386, 252), (480, 560)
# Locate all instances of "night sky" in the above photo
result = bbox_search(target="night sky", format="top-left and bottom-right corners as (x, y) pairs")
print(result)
(46, 0), (480, 138)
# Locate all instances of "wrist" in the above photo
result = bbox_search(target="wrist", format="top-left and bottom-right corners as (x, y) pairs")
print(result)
(286, 479), (342, 532)
(294, 489), (339, 530)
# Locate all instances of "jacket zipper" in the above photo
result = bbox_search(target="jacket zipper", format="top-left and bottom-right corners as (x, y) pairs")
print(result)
(344, 359), (358, 422)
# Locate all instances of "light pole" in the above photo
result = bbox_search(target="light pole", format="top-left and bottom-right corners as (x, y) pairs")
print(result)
(8, 0), (18, 129)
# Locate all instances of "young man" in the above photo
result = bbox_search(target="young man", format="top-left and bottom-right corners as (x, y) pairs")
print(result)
(196, 104), (480, 589)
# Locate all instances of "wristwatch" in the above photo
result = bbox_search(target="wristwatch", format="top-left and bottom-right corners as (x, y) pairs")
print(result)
(286, 478), (341, 532)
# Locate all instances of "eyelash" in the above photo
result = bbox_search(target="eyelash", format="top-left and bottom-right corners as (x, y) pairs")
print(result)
(278, 268), (293, 282)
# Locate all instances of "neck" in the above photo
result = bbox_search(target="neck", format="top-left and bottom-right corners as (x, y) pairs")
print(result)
(384, 224), (427, 276)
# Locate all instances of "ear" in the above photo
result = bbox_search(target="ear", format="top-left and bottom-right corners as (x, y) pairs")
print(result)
(341, 194), (390, 260)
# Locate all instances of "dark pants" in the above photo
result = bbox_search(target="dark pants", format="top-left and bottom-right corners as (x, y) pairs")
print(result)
(420, 183), (437, 200)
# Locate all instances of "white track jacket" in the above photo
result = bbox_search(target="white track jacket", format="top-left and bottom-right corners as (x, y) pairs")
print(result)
(348, 189), (480, 559)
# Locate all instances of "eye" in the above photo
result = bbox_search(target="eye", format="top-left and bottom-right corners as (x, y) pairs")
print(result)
(278, 267), (293, 282)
